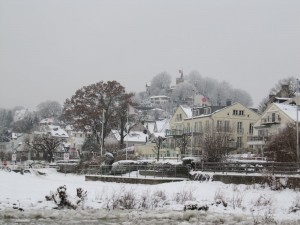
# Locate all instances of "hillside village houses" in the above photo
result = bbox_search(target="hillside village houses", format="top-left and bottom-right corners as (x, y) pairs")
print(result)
(2, 76), (300, 163)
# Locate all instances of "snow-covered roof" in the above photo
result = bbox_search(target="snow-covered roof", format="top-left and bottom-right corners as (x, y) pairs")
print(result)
(275, 97), (290, 101)
(150, 95), (170, 99)
(40, 118), (54, 124)
(180, 105), (192, 118)
(146, 119), (169, 133)
(111, 130), (148, 143)
(151, 108), (164, 111)
(112, 160), (139, 166)
(48, 125), (69, 138)
(110, 130), (121, 140)
(274, 103), (299, 122)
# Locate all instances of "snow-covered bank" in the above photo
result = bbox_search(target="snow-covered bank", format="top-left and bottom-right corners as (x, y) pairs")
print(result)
(0, 169), (299, 224)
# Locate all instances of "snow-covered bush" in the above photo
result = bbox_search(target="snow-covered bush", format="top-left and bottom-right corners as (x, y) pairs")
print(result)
(139, 190), (151, 209)
(103, 187), (167, 210)
(231, 185), (244, 209)
(214, 188), (228, 208)
(119, 190), (136, 209)
(183, 201), (209, 211)
(289, 191), (300, 213)
(261, 170), (288, 190)
(173, 188), (195, 204)
(254, 195), (273, 207)
(45, 185), (87, 209)
(150, 190), (167, 208)
(190, 172), (211, 182)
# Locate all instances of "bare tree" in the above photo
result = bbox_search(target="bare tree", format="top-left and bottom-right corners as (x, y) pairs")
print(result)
(269, 77), (296, 95)
(258, 77), (296, 113)
(264, 123), (297, 162)
(81, 135), (101, 154)
(12, 112), (39, 133)
(200, 123), (233, 162)
(24, 134), (63, 162)
(152, 136), (165, 161)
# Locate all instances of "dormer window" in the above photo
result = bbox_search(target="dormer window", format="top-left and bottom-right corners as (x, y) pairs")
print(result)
(176, 114), (182, 121)
(204, 107), (211, 115)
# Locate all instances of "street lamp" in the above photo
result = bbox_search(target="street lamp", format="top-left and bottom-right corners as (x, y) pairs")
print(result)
(99, 109), (105, 156)
(296, 79), (300, 162)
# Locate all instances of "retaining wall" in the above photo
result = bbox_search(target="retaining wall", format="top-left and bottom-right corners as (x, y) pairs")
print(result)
(213, 174), (300, 188)
(85, 175), (186, 185)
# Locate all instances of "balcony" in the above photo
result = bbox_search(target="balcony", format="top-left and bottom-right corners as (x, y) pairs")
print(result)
(261, 115), (280, 125)
(247, 136), (267, 146)
(165, 129), (183, 137)
(166, 128), (203, 137)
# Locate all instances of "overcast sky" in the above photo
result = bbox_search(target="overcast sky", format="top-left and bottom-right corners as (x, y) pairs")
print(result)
(0, 0), (299, 110)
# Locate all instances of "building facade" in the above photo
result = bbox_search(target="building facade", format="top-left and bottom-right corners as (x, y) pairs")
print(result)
(166, 103), (260, 157)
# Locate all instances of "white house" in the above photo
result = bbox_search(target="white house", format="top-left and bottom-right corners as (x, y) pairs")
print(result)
(150, 95), (170, 105)
(248, 102), (300, 155)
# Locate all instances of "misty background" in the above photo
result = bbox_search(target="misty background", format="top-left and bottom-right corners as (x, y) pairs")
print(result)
(0, 0), (299, 109)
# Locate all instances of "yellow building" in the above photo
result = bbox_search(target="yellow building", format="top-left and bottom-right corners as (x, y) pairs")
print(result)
(166, 103), (260, 157)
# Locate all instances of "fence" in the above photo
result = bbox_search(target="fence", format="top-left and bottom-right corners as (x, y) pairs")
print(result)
(78, 164), (190, 179)
(78, 162), (300, 178)
(192, 162), (300, 175)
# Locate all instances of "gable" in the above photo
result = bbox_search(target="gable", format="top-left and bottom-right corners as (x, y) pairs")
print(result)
(212, 102), (260, 120)
(169, 105), (191, 126)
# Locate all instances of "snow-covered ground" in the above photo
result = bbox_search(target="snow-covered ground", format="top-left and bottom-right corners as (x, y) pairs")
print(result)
(0, 168), (299, 224)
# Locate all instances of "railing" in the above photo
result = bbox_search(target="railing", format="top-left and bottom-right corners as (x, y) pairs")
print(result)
(166, 128), (203, 137)
(165, 129), (183, 136)
(261, 115), (280, 124)
(247, 136), (266, 145)
(78, 164), (190, 179)
(192, 162), (300, 175)
(247, 136), (264, 142)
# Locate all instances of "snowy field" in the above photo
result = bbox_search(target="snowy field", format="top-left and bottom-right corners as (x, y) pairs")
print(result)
(0, 168), (299, 225)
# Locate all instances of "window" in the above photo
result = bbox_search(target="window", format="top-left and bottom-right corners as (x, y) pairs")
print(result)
(249, 123), (254, 135)
(237, 137), (242, 148)
(187, 123), (190, 132)
(195, 122), (198, 132)
(205, 120), (210, 130)
(204, 107), (211, 115)
(224, 121), (230, 132)
(233, 110), (244, 116)
(216, 120), (223, 131)
(237, 122), (243, 134)
(258, 129), (268, 137)
(272, 113), (276, 122)
(176, 114), (182, 121)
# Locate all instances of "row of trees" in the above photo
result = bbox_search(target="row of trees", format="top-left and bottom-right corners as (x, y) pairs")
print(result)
(0, 100), (63, 138)
(143, 71), (253, 107)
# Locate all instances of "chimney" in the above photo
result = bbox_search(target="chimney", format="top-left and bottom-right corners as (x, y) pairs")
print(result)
(226, 99), (232, 106)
